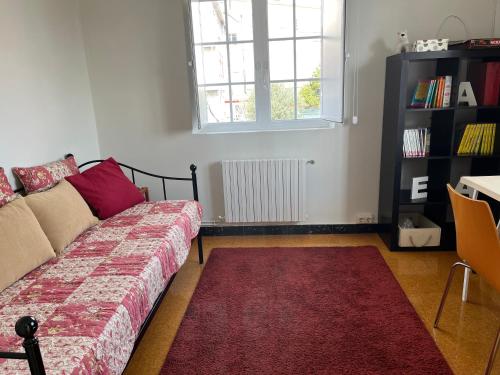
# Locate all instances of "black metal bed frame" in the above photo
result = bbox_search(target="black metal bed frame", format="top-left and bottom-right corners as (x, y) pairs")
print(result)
(0, 157), (204, 374)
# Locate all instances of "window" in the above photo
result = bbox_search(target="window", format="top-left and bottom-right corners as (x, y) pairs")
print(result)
(186, 0), (344, 133)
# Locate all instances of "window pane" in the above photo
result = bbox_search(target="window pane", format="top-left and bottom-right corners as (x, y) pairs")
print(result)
(295, 0), (322, 37)
(297, 80), (321, 119)
(296, 39), (321, 79)
(191, 1), (226, 44)
(195, 45), (228, 85)
(268, 0), (293, 39)
(227, 0), (253, 41)
(269, 40), (294, 81)
(271, 82), (295, 120)
(229, 43), (254, 83)
(198, 85), (231, 123)
(232, 84), (256, 122)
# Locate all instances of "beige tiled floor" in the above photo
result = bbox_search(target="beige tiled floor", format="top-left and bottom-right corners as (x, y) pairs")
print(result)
(124, 234), (500, 375)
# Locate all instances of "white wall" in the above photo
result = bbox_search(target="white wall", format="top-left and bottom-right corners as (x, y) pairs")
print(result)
(0, 0), (100, 187)
(79, 0), (498, 224)
(495, 0), (500, 36)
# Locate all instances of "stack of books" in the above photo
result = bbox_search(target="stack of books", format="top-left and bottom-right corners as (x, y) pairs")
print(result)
(450, 38), (500, 49)
(410, 76), (452, 108)
(403, 128), (431, 157)
(457, 123), (496, 155)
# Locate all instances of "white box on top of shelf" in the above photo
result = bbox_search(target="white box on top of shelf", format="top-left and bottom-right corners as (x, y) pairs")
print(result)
(398, 213), (441, 247)
(413, 39), (449, 52)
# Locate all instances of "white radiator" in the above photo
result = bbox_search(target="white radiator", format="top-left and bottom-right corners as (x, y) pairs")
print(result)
(221, 159), (306, 223)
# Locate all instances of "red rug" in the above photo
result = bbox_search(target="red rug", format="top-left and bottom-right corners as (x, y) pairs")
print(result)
(161, 247), (452, 374)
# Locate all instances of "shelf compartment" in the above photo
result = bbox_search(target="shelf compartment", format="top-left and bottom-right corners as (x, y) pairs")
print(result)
(430, 111), (454, 156)
(406, 58), (459, 108)
(404, 110), (454, 157)
(400, 156), (449, 207)
(453, 122), (500, 156)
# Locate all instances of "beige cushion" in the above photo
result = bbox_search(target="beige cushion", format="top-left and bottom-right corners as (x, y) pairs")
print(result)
(25, 180), (99, 255)
(0, 198), (55, 292)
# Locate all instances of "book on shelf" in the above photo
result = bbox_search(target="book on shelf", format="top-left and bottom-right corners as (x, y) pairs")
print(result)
(442, 76), (452, 107)
(457, 123), (496, 156)
(403, 128), (431, 158)
(468, 62), (500, 106)
(427, 79), (436, 108)
(409, 80), (430, 108)
(410, 76), (452, 108)
(450, 38), (500, 49)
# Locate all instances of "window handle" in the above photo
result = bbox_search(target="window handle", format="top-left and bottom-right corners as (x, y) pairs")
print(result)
(255, 62), (268, 90)
(262, 61), (269, 90)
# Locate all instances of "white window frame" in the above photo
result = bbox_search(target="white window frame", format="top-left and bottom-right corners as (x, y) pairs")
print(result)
(184, 0), (345, 134)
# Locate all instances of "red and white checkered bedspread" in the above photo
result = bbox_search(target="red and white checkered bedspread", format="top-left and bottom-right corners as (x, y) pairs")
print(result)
(0, 200), (202, 374)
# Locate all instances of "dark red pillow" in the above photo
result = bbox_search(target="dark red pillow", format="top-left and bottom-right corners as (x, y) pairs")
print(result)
(65, 158), (145, 219)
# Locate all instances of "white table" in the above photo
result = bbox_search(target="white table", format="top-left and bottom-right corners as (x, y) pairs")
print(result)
(458, 176), (500, 302)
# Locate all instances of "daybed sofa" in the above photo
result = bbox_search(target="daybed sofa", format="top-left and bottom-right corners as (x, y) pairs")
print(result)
(0, 156), (203, 374)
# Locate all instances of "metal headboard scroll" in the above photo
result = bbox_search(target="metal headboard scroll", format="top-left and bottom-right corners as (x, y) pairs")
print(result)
(13, 155), (199, 201)
(70, 155), (199, 201)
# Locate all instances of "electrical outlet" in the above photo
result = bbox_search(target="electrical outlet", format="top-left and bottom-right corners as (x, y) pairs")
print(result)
(355, 213), (376, 224)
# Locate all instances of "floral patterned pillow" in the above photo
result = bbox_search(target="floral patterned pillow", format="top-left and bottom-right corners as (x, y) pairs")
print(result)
(0, 168), (18, 207)
(13, 156), (80, 194)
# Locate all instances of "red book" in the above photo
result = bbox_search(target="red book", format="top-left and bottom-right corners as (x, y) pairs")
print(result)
(437, 77), (444, 107)
(484, 63), (500, 105)
(468, 62), (500, 105)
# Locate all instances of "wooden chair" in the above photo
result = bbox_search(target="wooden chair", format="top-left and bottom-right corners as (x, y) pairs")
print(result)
(434, 184), (500, 374)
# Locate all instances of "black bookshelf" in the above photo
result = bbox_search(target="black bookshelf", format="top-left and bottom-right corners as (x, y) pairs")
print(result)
(379, 50), (500, 251)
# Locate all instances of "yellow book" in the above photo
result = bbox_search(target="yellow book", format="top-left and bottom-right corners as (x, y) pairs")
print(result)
(473, 125), (483, 155)
(475, 125), (485, 155)
(457, 126), (465, 154)
(477, 124), (485, 155)
(481, 124), (488, 155)
(492, 124), (497, 155)
(463, 124), (474, 155)
(470, 125), (481, 154)
(484, 124), (491, 155)
(487, 124), (494, 155)
(458, 125), (471, 155)
(481, 124), (490, 155)
(465, 124), (477, 154)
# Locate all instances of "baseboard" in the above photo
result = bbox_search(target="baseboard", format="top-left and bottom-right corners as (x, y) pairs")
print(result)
(201, 223), (385, 236)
